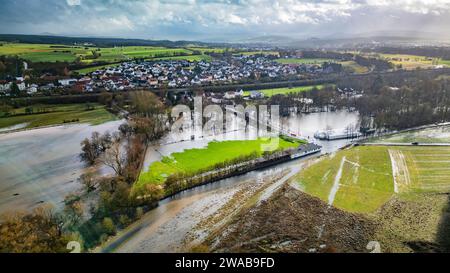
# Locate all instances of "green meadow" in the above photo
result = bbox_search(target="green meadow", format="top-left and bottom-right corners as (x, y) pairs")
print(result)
(244, 85), (327, 97)
(0, 103), (116, 130)
(296, 146), (394, 213)
(275, 58), (334, 64)
(152, 54), (212, 62)
(276, 58), (370, 74)
(136, 137), (302, 189)
(0, 42), (216, 64)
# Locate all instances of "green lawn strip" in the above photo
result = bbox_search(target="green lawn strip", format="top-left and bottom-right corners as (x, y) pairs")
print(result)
(135, 137), (303, 189)
(0, 103), (116, 130)
(243, 85), (326, 97)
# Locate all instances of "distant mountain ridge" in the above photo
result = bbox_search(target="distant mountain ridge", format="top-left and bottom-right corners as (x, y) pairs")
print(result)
(1, 33), (448, 49)
(0, 34), (222, 48)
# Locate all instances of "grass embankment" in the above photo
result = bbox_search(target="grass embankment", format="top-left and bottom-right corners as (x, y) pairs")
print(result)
(374, 125), (450, 144)
(244, 85), (327, 97)
(0, 103), (116, 130)
(136, 137), (303, 189)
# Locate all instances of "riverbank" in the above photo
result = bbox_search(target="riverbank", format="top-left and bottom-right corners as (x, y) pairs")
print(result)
(100, 159), (310, 253)
(0, 119), (124, 215)
(0, 103), (117, 133)
(203, 130), (450, 252)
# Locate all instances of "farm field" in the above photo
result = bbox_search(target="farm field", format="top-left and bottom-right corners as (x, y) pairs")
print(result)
(244, 84), (326, 97)
(187, 47), (227, 54)
(275, 58), (334, 64)
(295, 145), (450, 213)
(276, 58), (369, 74)
(340, 61), (370, 74)
(75, 63), (122, 74)
(0, 42), (217, 64)
(0, 103), (116, 131)
(136, 137), (303, 189)
(152, 54), (212, 62)
(239, 51), (280, 57)
(374, 125), (450, 144)
(379, 54), (450, 70)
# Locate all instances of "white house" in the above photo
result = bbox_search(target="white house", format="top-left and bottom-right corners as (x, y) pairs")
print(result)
(27, 84), (38, 95)
(224, 91), (236, 100)
(17, 81), (26, 91)
(58, 79), (77, 86)
(235, 89), (244, 97)
(0, 81), (11, 92)
(250, 91), (265, 99)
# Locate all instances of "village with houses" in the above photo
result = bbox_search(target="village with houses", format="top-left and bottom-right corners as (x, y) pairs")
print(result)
(0, 53), (342, 97)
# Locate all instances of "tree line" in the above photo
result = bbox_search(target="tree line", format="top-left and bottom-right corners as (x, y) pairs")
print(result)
(0, 91), (168, 252)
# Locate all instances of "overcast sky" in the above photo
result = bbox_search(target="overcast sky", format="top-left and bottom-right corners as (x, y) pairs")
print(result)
(1, 0), (450, 41)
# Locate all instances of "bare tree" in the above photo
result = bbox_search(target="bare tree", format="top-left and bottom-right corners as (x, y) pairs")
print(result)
(99, 134), (127, 177)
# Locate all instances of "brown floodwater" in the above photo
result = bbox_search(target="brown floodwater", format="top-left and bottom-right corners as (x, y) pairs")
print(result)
(0, 111), (359, 251)
(103, 111), (360, 253)
(0, 120), (124, 215)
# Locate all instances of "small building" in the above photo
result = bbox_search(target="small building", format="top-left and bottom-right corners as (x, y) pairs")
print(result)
(58, 79), (77, 86)
(250, 91), (265, 99)
(27, 84), (38, 95)
(0, 81), (11, 92)
(224, 91), (236, 100)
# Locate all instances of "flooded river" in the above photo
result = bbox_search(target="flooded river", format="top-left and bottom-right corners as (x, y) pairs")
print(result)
(0, 110), (359, 251)
(143, 110), (360, 169)
(0, 120), (123, 215)
(104, 110), (360, 253)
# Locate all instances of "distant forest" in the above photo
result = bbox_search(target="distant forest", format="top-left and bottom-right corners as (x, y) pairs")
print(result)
(369, 46), (450, 60)
(0, 34), (218, 48)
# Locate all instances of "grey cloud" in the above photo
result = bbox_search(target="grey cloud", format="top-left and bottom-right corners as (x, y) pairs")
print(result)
(0, 0), (449, 40)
